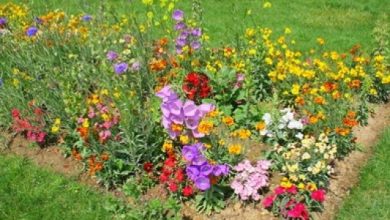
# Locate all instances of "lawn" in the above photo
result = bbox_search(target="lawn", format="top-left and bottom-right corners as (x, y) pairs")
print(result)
(0, 154), (116, 220)
(4, 0), (390, 51)
(337, 127), (390, 220)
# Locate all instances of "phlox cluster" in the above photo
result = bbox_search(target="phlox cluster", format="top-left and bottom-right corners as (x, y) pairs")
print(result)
(230, 159), (271, 201)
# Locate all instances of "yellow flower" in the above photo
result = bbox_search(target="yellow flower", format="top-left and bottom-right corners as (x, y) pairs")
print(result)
(245, 28), (256, 38)
(291, 84), (300, 95)
(228, 144), (242, 155)
(51, 126), (60, 134)
(162, 139), (173, 152)
(204, 143), (212, 149)
(179, 135), (190, 145)
(198, 120), (214, 135)
(234, 129), (251, 139)
(284, 27), (292, 34)
(142, 0), (153, 5)
(82, 119), (89, 128)
(54, 118), (61, 125)
(255, 121), (266, 131)
(263, 1), (272, 8)
(317, 37), (325, 45)
(369, 88), (378, 95)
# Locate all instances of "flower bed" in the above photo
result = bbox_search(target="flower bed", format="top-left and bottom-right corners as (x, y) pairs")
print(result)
(0, 1), (389, 219)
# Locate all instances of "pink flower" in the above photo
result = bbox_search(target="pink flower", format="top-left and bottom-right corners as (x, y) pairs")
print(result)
(287, 203), (309, 220)
(311, 189), (326, 203)
(11, 108), (20, 118)
(286, 185), (298, 195)
(274, 186), (285, 195)
(262, 195), (275, 208)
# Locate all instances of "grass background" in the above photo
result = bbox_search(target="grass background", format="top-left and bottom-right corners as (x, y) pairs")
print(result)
(3, 0), (390, 51)
(337, 127), (390, 220)
(0, 154), (115, 220)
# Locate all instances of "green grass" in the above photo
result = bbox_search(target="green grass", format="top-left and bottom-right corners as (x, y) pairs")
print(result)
(3, 0), (389, 51)
(337, 127), (390, 220)
(0, 154), (115, 220)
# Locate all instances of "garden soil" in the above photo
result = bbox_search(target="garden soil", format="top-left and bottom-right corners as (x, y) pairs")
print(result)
(1, 102), (390, 220)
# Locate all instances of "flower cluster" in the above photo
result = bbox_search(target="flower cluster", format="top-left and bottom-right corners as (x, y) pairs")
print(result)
(159, 155), (194, 197)
(156, 85), (215, 138)
(77, 93), (121, 144)
(230, 160), (271, 201)
(172, 10), (202, 54)
(182, 143), (229, 191)
(182, 72), (212, 102)
(263, 178), (326, 220)
(11, 106), (46, 144)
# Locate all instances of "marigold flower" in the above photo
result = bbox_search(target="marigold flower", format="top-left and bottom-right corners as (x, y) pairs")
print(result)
(222, 116), (234, 126)
(228, 144), (242, 155)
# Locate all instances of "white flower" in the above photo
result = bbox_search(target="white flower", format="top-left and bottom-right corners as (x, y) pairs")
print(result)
(262, 113), (272, 125)
(288, 119), (304, 129)
(295, 132), (304, 139)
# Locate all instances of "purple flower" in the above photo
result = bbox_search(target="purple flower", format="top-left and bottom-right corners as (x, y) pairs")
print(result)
(172, 10), (184, 21)
(176, 38), (187, 47)
(26, 26), (38, 37)
(191, 41), (201, 50)
(0, 17), (7, 26)
(82, 14), (93, 21)
(156, 85), (179, 103)
(213, 164), (229, 176)
(191, 28), (202, 37)
(174, 22), (186, 31)
(106, 51), (118, 61)
(114, 62), (128, 74)
(131, 61), (141, 71)
(186, 166), (200, 180)
(192, 155), (207, 166)
(200, 164), (213, 176)
(182, 145), (200, 162)
(195, 176), (211, 191)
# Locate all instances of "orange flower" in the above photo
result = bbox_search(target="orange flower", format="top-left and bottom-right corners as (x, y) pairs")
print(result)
(71, 149), (82, 161)
(332, 91), (341, 100)
(323, 82), (337, 92)
(101, 152), (110, 161)
(222, 116), (235, 126)
(149, 59), (167, 72)
(343, 118), (358, 127)
(302, 84), (311, 94)
(255, 121), (266, 130)
(309, 115), (319, 124)
(295, 96), (305, 106)
(77, 127), (89, 141)
(335, 127), (350, 136)
(314, 96), (325, 105)
(349, 79), (361, 89)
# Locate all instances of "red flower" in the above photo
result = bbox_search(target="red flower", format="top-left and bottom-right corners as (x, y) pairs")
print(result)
(143, 162), (153, 173)
(175, 169), (185, 183)
(11, 109), (20, 118)
(168, 182), (178, 192)
(182, 185), (193, 197)
(159, 173), (169, 183)
(164, 156), (176, 168)
(311, 189), (326, 203)
(182, 72), (212, 102)
(262, 195), (275, 208)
